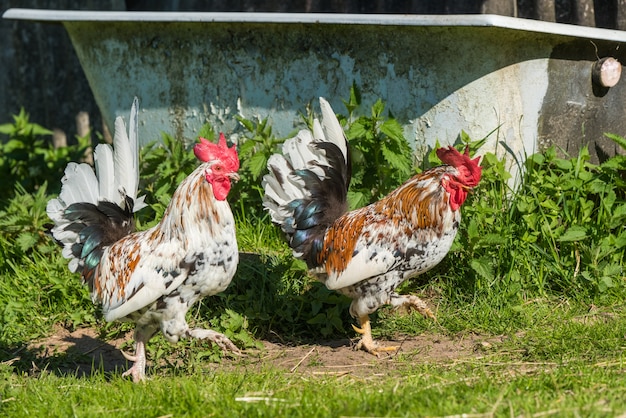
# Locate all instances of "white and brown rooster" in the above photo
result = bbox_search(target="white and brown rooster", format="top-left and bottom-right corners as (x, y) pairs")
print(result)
(263, 98), (482, 355)
(47, 98), (241, 381)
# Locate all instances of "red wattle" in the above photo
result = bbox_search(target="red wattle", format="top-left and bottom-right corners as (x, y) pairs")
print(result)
(210, 177), (231, 201)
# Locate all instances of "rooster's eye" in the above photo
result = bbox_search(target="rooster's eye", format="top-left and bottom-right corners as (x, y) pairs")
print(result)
(213, 165), (222, 172)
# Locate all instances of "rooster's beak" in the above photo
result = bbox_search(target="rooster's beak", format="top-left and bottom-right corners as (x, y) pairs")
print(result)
(229, 172), (240, 182)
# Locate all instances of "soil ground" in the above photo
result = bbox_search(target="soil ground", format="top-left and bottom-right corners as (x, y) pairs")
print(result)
(23, 325), (502, 379)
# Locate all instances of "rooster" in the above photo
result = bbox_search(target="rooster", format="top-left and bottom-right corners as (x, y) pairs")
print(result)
(263, 98), (482, 355)
(46, 98), (241, 381)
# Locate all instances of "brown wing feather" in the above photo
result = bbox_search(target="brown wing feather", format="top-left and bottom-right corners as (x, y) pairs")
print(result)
(317, 166), (452, 277)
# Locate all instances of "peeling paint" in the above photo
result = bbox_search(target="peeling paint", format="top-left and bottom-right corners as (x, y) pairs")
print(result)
(35, 15), (622, 174)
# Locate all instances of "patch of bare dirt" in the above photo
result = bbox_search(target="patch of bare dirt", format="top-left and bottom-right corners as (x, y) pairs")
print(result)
(245, 333), (499, 378)
(24, 325), (502, 379)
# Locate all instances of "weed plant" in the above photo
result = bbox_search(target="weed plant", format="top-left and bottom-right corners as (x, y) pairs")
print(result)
(340, 83), (414, 208)
(1, 95), (625, 389)
(446, 134), (626, 302)
(0, 108), (90, 199)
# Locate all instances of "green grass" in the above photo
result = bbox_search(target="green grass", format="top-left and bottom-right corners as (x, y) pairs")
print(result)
(2, 303), (626, 417)
(2, 107), (626, 416)
(5, 211), (626, 417)
(2, 223), (626, 417)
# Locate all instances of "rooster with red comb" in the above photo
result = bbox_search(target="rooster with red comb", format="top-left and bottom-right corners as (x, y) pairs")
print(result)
(263, 98), (482, 355)
(47, 99), (241, 381)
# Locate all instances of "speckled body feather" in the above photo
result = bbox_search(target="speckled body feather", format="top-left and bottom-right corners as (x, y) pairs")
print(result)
(312, 167), (460, 317)
(263, 97), (481, 354)
(94, 164), (238, 335)
(47, 101), (241, 380)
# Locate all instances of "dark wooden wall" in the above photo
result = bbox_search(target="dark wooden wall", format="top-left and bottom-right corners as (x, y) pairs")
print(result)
(125, 0), (626, 29)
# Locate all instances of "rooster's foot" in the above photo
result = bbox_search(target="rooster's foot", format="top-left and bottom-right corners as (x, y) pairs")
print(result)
(121, 338), (147, 383)
(186, 328), (242, 356)
(120, 350), (137, 362)
(352, 315), (398, 357)
(390, 294), (437, 321)
(122, 362), (147, 383)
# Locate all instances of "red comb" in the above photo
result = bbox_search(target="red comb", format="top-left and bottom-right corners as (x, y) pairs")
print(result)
(436, 145), (478, 166)
(193, 133), (239, 171)
(436, 145), (482, 186)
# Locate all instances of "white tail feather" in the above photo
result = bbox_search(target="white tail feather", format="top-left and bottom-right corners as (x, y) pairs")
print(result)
(113, 98), (145, 212)
(94, 143), (115, 203)
(56, 163), (99, 208)
(318, 97), (348, 164)
(47, 98), (145, 269)
(263, 97), (348, 227)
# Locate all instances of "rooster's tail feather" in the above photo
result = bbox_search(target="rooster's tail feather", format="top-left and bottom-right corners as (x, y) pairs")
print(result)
(47, 98), (144, 277)
(262, 97), (350, 267)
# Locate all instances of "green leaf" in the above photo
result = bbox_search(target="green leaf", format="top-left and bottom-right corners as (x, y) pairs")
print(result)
(246, 151), (268, 180)
(476, 234), (508, 247)
(528, 153), (545, 166)
(238, 139), (258, 157)
(380, 119), (404, 143)
(557, 226), (588, 242)
(381, 144), (411, 175)
(29, 123), (53, 136)
(347, 190), (368, 210)
(471, 257), (494, 282)
(610, 204), (626, 229)
(466, 218), (479, 241)
(371, 99), (385, 118)
(553, 158), (573, 170)
(346, 121), (367, 141)
(0, 123), (13, 134)
(197, 123), (215, 141)
(602, 263), (622, 277)
(604, 132), (626, 151)
(599, 276), (614, 292)
(600, 155), (626, 170)
(236, 116), (255, 132)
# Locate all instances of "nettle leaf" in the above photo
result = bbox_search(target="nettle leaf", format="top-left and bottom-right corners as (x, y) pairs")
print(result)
(16, 233), (38, 252)
(558, 226), (588, 242)
(427, 140), (443, 165)
(371, 99), (385, 118)
(237, 116), (255, 132)
(197, 124), (215, 141)
(246, 151), (269, 180)
(599, 276), (614, 292)
(380, 118), (404, 143)
(238, 139), (258, 157)
(347, 121), (368, 141)
(587, 179), (610, 195)
(466, 218), (479, 242)
(381, 144), (411, 175)
(0, 122), (13, 134)
(603, 263), (622, 277)
(601, 155), (626, 170)
(347, 190), (368, 210)
(471, 257), (495, 282)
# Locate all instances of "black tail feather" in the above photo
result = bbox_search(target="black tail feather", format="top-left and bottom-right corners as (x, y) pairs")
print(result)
(58, 198), (136, 285)
(286, 142), (350, 268)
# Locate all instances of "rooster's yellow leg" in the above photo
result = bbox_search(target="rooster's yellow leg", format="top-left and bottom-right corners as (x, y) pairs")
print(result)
(353, 315), (398, 356)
